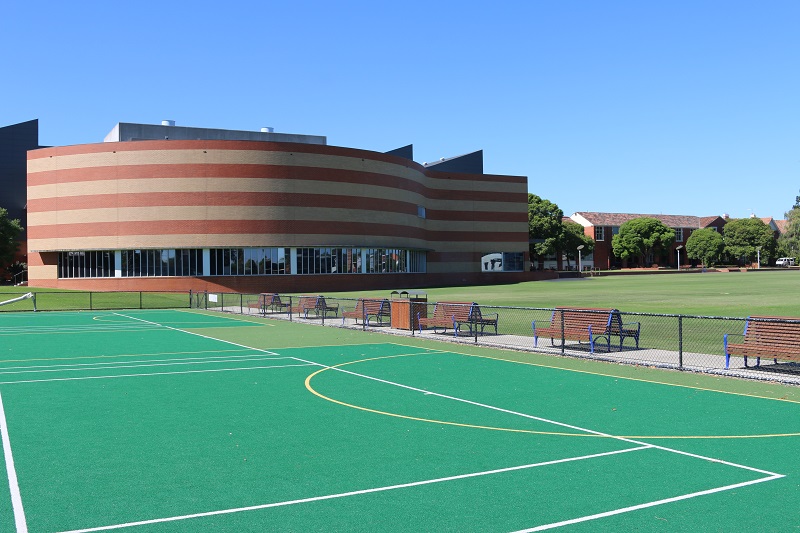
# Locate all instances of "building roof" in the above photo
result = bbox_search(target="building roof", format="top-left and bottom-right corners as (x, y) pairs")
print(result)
(775, 219), (789, 234)
(571, 212), (725, 229)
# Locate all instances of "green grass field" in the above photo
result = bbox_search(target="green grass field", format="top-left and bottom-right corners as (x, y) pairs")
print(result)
(2, 270), (798, 318)
(327, 270), (800, 317)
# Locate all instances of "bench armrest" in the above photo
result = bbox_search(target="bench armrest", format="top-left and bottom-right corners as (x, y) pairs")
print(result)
(620, 321), (640, 332)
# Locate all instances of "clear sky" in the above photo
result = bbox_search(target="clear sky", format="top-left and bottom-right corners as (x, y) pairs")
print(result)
(2, 1), (798, 220)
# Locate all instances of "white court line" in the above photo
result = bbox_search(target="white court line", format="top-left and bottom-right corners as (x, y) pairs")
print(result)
(0, 363), (313, 386)
(113, 313), (281, 356)
(57, 446), (650, 533)
(0, 353), (292, 377)
(0, 392), (27, 532)
(117, 311), (786, 477)
(291, 354), (783, 476)
(69, 312), (785, 529)
(513, 473), (784, 532)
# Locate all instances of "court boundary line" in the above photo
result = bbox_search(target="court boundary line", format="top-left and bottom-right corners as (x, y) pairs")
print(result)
(389, 341), (800, 406)
(0, 353), (293, 377)
(513, 473), (784, 532)
(298, 354), (782, 477)
(0, 362), (313, 386)
(0, 392), (28, 532)
(7, 312), (786, 531)
(57, 446), (651, 533)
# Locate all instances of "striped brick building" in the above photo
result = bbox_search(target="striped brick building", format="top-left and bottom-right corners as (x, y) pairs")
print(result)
(26, 122), (529, 293)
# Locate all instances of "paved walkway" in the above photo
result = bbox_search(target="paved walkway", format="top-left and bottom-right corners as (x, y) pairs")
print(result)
(221, 306), (800, 386)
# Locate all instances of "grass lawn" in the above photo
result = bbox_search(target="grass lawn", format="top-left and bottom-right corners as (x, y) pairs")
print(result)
(327, 270), (800, 318)
(2, 270), (799, 318)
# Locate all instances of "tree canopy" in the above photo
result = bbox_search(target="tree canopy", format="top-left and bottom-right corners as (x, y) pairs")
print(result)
(0, 207), (24, 274)
(611, 217), (675, 265)
(559, 221), (594, 266)
(722, 217), (776, 264)
(527, 195), (593, 268)
(685, 228), (724, 267)
(780, 201), (800, 259)
(527, 193), (564, 258)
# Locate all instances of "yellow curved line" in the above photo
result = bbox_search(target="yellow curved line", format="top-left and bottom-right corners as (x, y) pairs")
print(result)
(305, 353), (800, 440)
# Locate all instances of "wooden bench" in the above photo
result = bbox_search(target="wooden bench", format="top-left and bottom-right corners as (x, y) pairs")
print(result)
(532, 307), (618, 353)
(256, 293), (290, 315)
(724, 315), (800, 368)
(314, 296), (339, 318)
(417, 301), (472, 334)
(291, 296), (321, 319)
(417, 302), (497, 336)
(342, 298), (391, 326)
(464, 304), (499, 335)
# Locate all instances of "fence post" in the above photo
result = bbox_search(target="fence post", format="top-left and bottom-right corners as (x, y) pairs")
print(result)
(289, 296), (293, 322)
(473, 305), (478, 344)
(560, 309), (566, 355)
(240, 293), (243, 315)
(189, 289), (192, 309)
(410, 300), (415, 336)
(89, 292), (93, 311)
(678, 315), (684, 369)
(139, 291), (143, 309)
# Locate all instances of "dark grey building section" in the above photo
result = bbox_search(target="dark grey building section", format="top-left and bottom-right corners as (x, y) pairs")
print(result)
(0, 119), (39, 230)
(385, 144), (414, 161)
(423, 150), (483, 174)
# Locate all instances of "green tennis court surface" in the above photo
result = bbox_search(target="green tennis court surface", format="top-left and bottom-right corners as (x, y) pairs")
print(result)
(0, 310), (798, 532)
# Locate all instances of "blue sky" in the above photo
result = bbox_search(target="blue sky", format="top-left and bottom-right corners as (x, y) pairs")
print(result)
(2, 1), (798, 220)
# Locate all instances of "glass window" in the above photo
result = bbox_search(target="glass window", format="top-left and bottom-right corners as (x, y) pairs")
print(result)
(481, 252), (523, 272)
(675, 228), (684, 242)
(595, 227), (605, 241)
(58, 251), (116, 279)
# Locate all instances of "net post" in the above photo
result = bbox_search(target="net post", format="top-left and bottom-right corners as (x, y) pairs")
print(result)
(678, 315), (684, 369)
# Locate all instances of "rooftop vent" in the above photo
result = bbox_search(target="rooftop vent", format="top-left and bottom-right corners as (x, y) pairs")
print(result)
(161, 120), (176, 127)
(261, 127), (274, 133)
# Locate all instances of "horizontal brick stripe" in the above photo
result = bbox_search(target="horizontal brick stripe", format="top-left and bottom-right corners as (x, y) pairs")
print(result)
(28, 192), (419, 216)
(29, 141), (526, 185)
(28, 219), (526, 243)
(28, 208), (523, 237)
(28, 163), (523, 200)
(426, 210), (527, 222)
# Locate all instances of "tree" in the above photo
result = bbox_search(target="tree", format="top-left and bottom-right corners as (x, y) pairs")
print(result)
(722, 217), (776, 265)
(0, 207), (24, 277)
(779, 206), (800, 259)
(559, 221), (594, 268)
(611, 217), (675, 266)
(527, 194), (563, 261)
(685, 228), (724, 267)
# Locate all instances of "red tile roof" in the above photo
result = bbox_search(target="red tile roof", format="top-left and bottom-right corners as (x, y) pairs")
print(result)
(572, 212), (725, 229)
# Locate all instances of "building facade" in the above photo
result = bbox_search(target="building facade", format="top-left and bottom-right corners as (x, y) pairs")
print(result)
(26, 122), (529, 292)
(570, 212), (727, 269)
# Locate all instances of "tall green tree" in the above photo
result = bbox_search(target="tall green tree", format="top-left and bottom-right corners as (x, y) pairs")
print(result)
(723, 217), (776, 265)
(559, 221), (595, 268)
(611, 217), (675, 266)
(685, 228), (724, 267)
(527, 194), (563, 260)
(780, 205), (800, 259)
(0, 207), (24, 275)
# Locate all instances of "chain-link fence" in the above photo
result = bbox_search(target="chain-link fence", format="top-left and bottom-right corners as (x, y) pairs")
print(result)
(190, 291), (800, 383)
(4, 290), (796, 383)
(0, 291), (192, 312)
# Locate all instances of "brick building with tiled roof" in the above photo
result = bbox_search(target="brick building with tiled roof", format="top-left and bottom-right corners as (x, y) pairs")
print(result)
(569, 212), (727, 269)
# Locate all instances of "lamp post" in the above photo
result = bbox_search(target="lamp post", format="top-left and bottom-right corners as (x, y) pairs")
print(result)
(676, 245), (683, 271)
(577, 245), (585, 275)
(756, 246), (761, 269)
